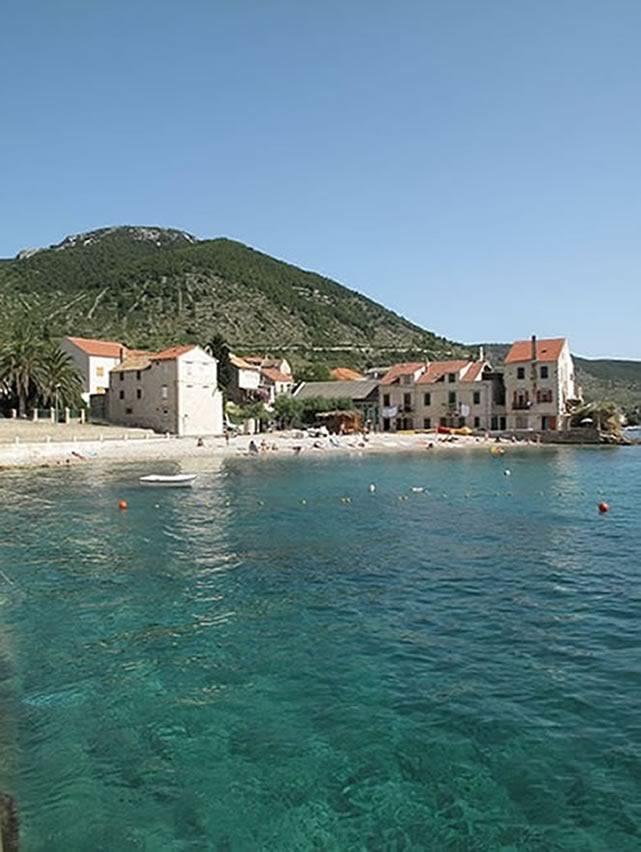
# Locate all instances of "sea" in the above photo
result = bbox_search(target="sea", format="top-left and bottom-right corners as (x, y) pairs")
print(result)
(1, 446), (640, 850)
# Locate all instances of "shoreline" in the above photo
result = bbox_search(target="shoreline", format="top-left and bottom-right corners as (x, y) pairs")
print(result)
(0, 431), (550, 471)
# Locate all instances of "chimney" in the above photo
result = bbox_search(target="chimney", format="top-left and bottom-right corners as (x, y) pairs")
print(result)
(531, 335), (537, 362)
(478, 345), (484, 362)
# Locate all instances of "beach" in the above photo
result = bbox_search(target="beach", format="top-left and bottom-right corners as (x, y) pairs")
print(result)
(0, 424), (535, 469)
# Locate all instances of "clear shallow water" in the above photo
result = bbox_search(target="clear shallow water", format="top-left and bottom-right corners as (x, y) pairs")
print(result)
(1, 447), (641, 850)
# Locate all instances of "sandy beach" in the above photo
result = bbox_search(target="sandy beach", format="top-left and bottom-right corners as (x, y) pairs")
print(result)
(0, 424), (536, 470)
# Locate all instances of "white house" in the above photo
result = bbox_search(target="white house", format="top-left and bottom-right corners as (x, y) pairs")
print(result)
(504, 336), (580, 431)
(228, 354), (262, 404)
(62, 336), (126, 403)
(107, 344), (224, 436)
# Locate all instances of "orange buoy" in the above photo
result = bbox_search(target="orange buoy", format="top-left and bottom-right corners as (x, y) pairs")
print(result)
(118, 499), (128, 511)
(598, 501), (609, 514)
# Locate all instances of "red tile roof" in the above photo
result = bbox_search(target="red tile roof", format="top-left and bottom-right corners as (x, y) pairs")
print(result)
(505, 338), (567, 364)
(262, 367), (294, 384)
(331, 367), (364, 381)
(416, 360), (472, 384)
(152, 344), (196, 361)
(460, 361), (486, 382)
(380, 362), (426, 385)
(66, 336), (125, 358)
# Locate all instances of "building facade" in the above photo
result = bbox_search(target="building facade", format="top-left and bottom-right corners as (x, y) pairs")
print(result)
(228, 354), (262, 404)
(62, 336), (126, 403)
(294, 380), (380, 427)
(378, 360), (502, 432)
(107, 344), (223, 436)
(503, 337), (579, 431)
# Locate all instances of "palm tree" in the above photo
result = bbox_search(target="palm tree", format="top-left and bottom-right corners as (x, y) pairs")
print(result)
(0, 332), (42, 417)
(37, 344), (83, 410)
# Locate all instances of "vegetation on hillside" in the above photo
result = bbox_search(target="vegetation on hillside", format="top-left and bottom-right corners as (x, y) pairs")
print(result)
(0, 226), (462, 359)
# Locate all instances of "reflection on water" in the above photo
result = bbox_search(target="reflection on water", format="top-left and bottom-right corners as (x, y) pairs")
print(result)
(1, 448), (641, 849)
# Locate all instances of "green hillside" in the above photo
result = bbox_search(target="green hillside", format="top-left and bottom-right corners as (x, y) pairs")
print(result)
(0, 226), (461, 361)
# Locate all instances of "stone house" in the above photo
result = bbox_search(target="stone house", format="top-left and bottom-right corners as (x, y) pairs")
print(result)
(107, 344), (223, 436)
(503, 336), (580, 431)
(378, 360), (502, 431)
(228, 354), (262, 404)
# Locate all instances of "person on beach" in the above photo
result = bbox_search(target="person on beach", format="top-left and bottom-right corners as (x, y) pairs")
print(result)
(249, 440), (259, 454)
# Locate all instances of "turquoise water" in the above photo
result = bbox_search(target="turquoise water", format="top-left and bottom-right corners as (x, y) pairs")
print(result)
(1, 448), (641, 850)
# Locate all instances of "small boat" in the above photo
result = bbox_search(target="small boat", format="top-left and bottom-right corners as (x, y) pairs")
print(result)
(139, 474), (197, 487)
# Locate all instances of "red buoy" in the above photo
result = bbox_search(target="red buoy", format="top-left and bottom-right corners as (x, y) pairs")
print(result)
(118, 499), (128, 511)
(598, 501), (609, 514)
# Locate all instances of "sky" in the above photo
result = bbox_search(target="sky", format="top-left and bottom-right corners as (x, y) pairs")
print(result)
(2, 0), (640, 358)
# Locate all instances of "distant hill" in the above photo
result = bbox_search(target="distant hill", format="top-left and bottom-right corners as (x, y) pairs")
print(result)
(0, 226), (463, 361)
(480, 344), (641, 415)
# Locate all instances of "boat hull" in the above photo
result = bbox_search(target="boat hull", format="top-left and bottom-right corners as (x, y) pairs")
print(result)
(139, 474), (197, 487)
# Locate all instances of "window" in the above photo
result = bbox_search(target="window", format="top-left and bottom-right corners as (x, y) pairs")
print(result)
(448, 373), (456, 383)
(517, 367), (525, 380)
(119, 390), (124, 400)
(439, 417), (447, 426)
(383, 393), (390, 407)
(161, 385), (168, 400)
(423, 392), (431, 406)
(119, 372), (124, 382)
(136, 389), (142, 400)
(448, 391), (456, 405)
(125, 407), (133, 415)
(474, 416), (481, 428)
(96, 366), (104, 377)
(473, 391), (481, 405)
(540, 365), (549, 379)
(402, 374), (412, 385)
(403, 393), (412, 410)
(537, 389), (553, 403)
(423, 417), (431, 429)
(136, 370), (142, 381)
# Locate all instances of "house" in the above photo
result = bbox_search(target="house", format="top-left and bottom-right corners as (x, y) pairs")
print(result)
(62, 336), (126, 403)
(378, 362), (428, 431)
(107, 344), (223, 436)
(228, 354), (262, 404)
(294, 380), (380, 428)
(378, 359), (503, 431)
(503, 336), (580, 431)
(241, 355), (295, 405)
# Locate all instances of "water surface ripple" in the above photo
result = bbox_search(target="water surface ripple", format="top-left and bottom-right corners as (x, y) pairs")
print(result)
(1, 448), (640, 849)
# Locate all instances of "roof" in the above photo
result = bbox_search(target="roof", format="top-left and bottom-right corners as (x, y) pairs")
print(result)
(380, 362), (426, 385)
(416, 360), (472, 385)
(262, 367), (294, 384)
(66, 336), (125, 358)
(111, 351), (155, 373)
(505, 338), (567, 364)
(294, 380), (379, 401)
(461, 361), (487, 382)
(230, 353), (260, 371)
(330, 367), (365, 381)
(152, 344), (196, 361)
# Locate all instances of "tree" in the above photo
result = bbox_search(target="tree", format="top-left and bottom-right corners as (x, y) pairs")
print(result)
(571, 400), (622, 434)
(205, 333), (233, 391)
(38, 343), (84, 409)
(0, 331), (42, 417)
(296, 363), (332, 382)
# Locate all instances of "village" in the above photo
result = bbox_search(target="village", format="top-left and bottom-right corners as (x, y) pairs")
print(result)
(11, 333), (585, 441)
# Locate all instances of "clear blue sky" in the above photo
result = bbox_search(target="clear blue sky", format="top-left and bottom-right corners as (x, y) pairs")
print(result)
(2, 0), (640, 358)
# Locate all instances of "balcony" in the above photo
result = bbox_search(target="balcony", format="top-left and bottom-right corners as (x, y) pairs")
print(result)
(512, 401), (533, 411)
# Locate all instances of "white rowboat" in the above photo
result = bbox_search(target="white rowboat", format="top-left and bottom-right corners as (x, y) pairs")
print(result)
(139, 474), (197, 487)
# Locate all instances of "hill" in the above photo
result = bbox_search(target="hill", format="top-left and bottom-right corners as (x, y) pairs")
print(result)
(480, 344), (641, 417)
(0, 226), (462, 361)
